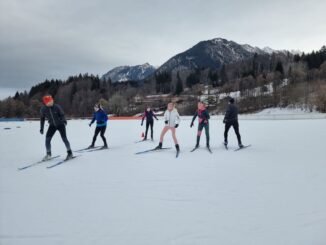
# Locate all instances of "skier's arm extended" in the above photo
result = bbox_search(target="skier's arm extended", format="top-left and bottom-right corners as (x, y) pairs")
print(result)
(175, 111), (181, 126)
(90, 113), (96, 126)
(164, 111), (168, 125)
(141, 111), (146, 125)
(40, 108), (45, 133)
(153, 111), (158, 120)
(103, 111), (108, 122)
(190, 111), (198, 127)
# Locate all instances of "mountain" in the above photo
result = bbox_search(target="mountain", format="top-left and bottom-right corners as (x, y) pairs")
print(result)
(157, 38), (278, 73)
(101, 63), (156, 82)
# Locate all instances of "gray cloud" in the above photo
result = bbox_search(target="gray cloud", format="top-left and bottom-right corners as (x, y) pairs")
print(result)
(0, 0), (325, 96)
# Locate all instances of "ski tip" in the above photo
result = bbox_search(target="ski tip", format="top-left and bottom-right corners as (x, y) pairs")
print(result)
(234, 144), (251, 151)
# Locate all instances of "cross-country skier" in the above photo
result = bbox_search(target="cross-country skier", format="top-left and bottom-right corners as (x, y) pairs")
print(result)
(88, 104), (108, 149)
(40, 95), (73, 160)
(155, 102), (180, 153)
(190, 101), (210, 149)
(141, 106), (158, 141)
(223, 98), (243, 148)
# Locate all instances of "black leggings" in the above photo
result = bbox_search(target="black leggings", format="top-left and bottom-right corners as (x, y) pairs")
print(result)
(224, 121), (242, 145)
(46, 124), (71, 153)
(145, 120), (154, 139)
(92, 126), (107, 146)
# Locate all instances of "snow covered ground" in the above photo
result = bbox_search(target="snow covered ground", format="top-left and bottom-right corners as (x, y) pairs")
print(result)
(255, 107), (319, 115)
(1, 118), (326, 245)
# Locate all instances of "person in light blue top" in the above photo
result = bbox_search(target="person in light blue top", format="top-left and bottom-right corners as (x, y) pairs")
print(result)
(88, 103), (108, 149)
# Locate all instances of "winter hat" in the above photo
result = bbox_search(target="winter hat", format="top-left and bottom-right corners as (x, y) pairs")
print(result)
(42, 95), (53, 105)
(229, 98), (235, 104)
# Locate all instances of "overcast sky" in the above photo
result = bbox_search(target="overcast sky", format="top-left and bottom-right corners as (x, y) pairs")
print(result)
(0, 0), (325, 98)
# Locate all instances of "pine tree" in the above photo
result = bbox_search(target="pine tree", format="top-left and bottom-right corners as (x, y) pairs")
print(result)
(220, 65), (228, 86)
(14, 92), (20, 100)
(275, 61), (284, 76)
(175, 72), (183, 95)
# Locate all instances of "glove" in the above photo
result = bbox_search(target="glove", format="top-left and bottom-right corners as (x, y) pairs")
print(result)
(175, 124), (179, 128)
(165, 120), (168, 125)
(89, 123), (92, 127)
(64, 121), (67, 126)
(190, 122), (194, 128)
(40, 129), (44, 134)
(141, 122), (143, 126)
(223, 119), (226, 124)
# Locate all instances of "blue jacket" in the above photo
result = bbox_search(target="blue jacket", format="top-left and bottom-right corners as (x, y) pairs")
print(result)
(90, 109), (108, 127)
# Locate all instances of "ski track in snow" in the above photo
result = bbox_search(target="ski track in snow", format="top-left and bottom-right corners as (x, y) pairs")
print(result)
(1, 118), (326, 245)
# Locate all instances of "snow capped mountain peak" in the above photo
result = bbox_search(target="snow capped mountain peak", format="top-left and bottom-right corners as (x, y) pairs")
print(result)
(157, 38), (272, 73)
(101, 38), (298, 79)
(211, 38), (227, 44)
(241, 44), (265, 54)
(262, 46), (276, 54)
(101, 63), (156, 83)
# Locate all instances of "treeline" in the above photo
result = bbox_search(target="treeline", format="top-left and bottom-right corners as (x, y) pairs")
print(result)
(1, 46), (326, 118)
(0, 73), (145, 118)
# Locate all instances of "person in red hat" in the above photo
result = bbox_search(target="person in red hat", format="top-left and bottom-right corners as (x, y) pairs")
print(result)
(40, 95), (73, 160)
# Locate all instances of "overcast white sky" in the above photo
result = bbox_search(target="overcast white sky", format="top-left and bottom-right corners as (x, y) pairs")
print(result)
(0, 0), (325, 98)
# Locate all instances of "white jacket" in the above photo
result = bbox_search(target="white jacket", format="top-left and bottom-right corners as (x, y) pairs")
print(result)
(164, 109), (180, 127)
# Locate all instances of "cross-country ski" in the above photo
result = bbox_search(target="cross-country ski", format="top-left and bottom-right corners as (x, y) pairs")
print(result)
(190, 146), (212, 153)
(135, 147), (172, 155)
(46, 155), (80, 169)
(18, 155), (60, 170)
(74, 146), (102, 153)
(234, 144), (252, 151)
(86, 146), (109, 152)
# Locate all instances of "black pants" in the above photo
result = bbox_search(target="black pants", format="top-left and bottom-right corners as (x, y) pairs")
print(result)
(145, 120), (154, 139)
(92, 126), (107, 146)
(46, 124), (71, 153)
(224, 121), (242, 145)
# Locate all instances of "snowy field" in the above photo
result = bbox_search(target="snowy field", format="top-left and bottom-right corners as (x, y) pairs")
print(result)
(1, 118), (326, 245)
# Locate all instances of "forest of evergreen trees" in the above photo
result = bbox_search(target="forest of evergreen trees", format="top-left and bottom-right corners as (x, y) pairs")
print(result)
(0, 46), (325, 118)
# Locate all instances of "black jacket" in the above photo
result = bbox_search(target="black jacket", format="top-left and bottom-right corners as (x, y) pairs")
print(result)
(141, 110), (158, 124)
(40, 104), (67, 130)
(224, 104), (238, 123)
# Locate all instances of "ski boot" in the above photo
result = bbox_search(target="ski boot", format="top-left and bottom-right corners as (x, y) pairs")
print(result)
(43, 152), (52, 161)
(101, 144), (108, 149)
(65, 150), (73, 160)
(155, 142), (162, 150)
(238, 143), (244, 149)
(175, 144), (180, 153)
(88, 144), (95, 149)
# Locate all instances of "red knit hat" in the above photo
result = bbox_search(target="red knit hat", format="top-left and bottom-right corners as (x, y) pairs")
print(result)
(42, 95), (53, 105)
